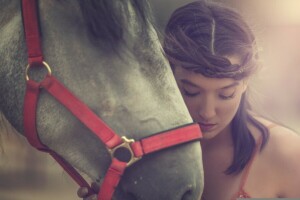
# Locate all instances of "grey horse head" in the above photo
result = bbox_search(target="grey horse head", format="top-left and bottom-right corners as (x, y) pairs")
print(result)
(0, 0), (204, 199)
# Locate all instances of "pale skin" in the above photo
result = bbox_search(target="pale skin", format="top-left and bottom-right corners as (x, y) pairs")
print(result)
(78, 55), (300, 199)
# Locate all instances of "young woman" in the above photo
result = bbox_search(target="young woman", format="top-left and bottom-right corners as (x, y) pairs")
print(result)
(78, 1), (300, 199)
(164, 1), (300, 199)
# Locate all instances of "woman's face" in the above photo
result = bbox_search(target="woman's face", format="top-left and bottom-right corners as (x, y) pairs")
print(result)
(173, 56), (247, 139)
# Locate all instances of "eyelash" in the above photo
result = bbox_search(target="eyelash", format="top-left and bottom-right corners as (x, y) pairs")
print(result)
(183, 89), (199, 97)
(219, 93), (235, 100)
(183, 89), (235, 100)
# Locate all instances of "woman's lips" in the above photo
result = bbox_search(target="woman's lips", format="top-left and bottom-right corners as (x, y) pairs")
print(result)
(198, 123), (217, 132)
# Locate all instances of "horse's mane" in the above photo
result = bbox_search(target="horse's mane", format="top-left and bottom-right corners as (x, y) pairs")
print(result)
(79, 0), (151, 47)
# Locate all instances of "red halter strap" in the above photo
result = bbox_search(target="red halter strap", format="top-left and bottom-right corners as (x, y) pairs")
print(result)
(22, 0), (202, 199)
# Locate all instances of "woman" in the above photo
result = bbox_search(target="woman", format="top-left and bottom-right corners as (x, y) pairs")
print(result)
(78, 1), (300, 199)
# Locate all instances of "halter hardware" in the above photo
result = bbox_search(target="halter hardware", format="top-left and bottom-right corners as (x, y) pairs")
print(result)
(25, 61), (52, 81)
(107, 136), (141, 167)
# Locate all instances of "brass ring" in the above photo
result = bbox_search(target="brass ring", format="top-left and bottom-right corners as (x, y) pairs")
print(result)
(25, 61), (52, 81)
(107, 136), (142, 167)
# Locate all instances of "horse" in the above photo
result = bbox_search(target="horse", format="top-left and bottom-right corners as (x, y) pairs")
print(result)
(0, 0), (204, 199)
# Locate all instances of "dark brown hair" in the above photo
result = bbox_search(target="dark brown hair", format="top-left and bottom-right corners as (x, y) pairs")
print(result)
(164, 0), (269, 174)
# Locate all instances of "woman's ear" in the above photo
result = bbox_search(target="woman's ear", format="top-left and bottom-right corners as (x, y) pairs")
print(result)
(241, 79), (249, 93)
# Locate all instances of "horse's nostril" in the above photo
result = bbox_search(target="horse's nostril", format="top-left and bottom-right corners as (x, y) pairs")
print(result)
(182, 188), (194, 200)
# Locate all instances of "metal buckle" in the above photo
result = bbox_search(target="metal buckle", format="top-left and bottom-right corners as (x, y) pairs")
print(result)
(25, 61), (52, 81)
(107, 136), (141, 167)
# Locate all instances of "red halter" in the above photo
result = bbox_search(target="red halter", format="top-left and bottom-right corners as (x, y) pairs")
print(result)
(21, 0), (202, 199)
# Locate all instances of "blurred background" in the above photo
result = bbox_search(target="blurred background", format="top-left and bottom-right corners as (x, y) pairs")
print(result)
(1, 0), (300, 199)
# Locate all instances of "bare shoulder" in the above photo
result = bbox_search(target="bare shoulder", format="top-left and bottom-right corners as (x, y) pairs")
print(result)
(268, 125), (300, 197)
(267, 125), (300, 164)
(254, 116), (300, 197)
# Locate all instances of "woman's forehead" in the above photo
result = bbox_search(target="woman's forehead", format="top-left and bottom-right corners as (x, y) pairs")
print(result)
(173, 54), (243, 89)
(174, 67), (240, 90)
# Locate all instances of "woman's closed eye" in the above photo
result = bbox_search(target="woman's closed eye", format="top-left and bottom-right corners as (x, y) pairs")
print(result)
(182, 89), (200, 97)
(182, 87), (236, 99)
(219, 91), (236, 100)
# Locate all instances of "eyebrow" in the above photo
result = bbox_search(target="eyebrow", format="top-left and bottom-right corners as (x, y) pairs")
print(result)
(181, 79), (239, 90)
(220, 82), (239, 89)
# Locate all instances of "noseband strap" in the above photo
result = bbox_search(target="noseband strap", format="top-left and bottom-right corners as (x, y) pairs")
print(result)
(21, 0), (202, 199)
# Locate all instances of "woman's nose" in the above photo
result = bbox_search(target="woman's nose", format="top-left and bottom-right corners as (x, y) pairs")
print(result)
(198, 98), (216, 120)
